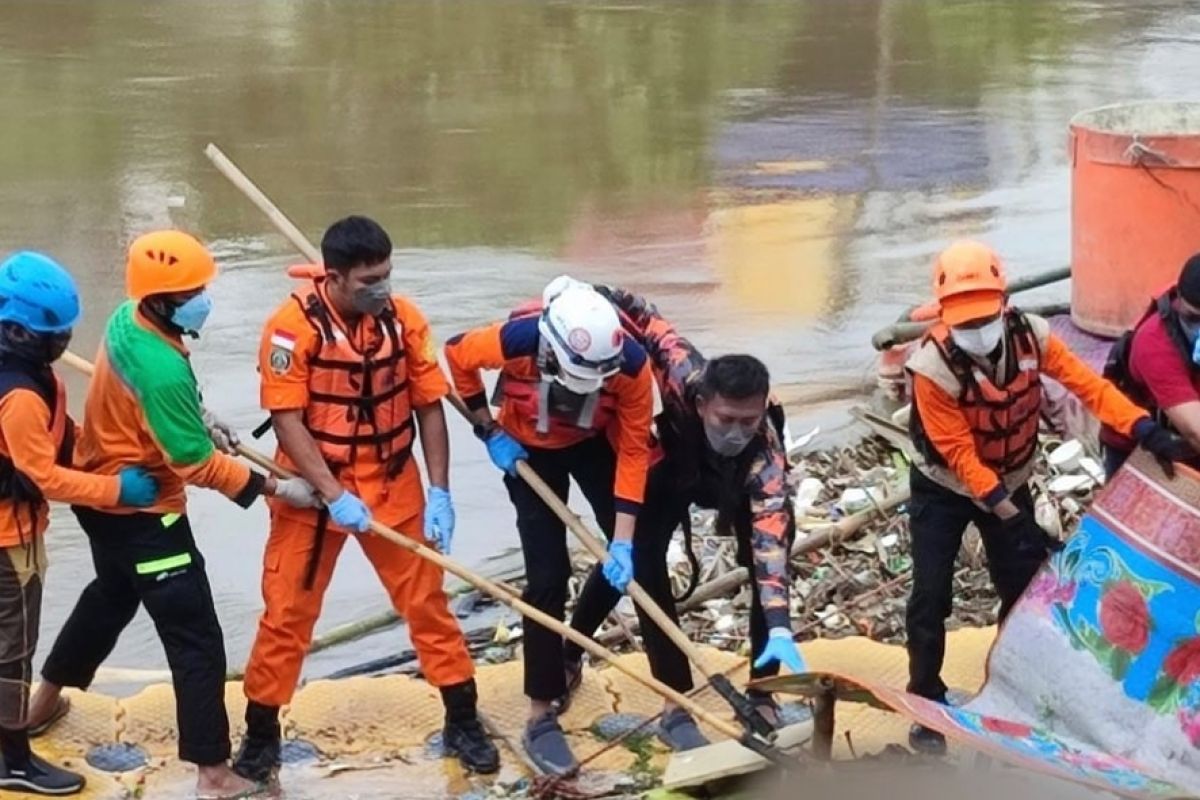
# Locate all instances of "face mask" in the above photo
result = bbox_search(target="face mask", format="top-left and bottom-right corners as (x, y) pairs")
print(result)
(703, 421), (758, 457)
(950, 318), (1004, 357)
(352, 281), (391, 317)
(1192, 332), (1200, 367)
(0, 326), (70, 364)
(171, 292), (213, 334)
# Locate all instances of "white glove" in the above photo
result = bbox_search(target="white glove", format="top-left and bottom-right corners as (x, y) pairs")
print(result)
(273, 477), (322, 509)
(202, 410), (240, 454)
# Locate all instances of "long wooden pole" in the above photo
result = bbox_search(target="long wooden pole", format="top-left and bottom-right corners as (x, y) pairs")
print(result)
(201, 143), (773, 732)
(56, 348), (750, 743)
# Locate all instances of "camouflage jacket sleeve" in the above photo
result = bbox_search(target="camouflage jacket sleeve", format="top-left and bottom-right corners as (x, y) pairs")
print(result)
(598, 286), (706, 420)
(746, 425), (794, 631)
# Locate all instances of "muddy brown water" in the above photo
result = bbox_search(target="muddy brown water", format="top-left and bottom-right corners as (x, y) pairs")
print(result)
(1, 0), (1198, 687)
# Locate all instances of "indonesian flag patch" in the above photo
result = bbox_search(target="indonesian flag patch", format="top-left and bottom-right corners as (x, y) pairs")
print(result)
(271, 330), (297, 351)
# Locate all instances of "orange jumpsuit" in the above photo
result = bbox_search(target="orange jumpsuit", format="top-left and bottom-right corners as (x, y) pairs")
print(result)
(243, 281), (472, 707)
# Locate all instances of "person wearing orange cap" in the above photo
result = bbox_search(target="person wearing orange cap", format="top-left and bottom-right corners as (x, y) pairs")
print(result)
(27, 230), (318, 800)
(903, 240), (1189, 754)
(234, 216), (498, 783)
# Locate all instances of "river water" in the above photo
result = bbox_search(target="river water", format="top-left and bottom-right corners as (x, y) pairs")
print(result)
(1, 0), (1198, 679)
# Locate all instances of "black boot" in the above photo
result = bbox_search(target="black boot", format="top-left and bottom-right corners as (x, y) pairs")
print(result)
(233, 702), (281, 783)
(0, 727), (85, 795)
(440, 680), (500, 774)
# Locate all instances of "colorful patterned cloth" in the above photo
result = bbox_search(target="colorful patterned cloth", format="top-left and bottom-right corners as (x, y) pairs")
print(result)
(759, 449), (1200, 797)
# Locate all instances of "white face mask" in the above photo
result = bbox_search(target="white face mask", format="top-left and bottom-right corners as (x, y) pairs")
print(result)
(950, 318), (1004, 357)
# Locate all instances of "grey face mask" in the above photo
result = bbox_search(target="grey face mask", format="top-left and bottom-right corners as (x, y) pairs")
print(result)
(352, 281), (391, 317)
(703, 421), (758, 457)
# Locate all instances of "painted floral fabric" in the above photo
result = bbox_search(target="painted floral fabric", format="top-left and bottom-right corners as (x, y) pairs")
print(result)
(756, 451), (1200, 798)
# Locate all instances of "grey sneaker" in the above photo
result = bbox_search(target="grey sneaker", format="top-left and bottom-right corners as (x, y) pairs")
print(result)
(522, 713), (579, 776)
(908, 723), (948, 756)
(656, 708), (710, 752)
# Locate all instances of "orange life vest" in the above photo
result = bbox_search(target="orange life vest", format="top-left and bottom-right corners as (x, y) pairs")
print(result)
(0, 359), (70, 543)
(912, 312), (1043, 474)
(291, 282), (414, 477)
(493, 301), (619, 439)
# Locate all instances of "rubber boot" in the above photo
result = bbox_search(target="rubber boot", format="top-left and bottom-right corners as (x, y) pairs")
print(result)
(0, 727), (85, 795)
(232, 702), (281, 783)
(440, 680), (500, 774)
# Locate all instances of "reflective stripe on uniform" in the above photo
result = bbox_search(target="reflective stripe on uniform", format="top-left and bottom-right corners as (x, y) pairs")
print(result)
(135, 552), (192, 575)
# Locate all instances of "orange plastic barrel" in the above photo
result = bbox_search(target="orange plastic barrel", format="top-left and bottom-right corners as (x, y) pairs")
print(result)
(1070, 101), (1200, 336)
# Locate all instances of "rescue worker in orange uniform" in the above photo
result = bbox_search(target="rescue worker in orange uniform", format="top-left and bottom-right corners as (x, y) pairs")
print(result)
(29, 231), (318, 800)
(0, 252), (159, 796)
(903, 240), (1188, 754)
(444, 276), (654, 775)
(234, 216), (498, 782)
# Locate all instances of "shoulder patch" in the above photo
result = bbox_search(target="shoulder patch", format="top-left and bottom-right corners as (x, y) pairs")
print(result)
(270, 329), (297, 352)
(268, 346), (293, 375)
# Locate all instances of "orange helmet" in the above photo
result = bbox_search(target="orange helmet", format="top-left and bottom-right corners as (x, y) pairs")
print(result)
(125, 230), (217, 301)
(932, 240), (1007, 326)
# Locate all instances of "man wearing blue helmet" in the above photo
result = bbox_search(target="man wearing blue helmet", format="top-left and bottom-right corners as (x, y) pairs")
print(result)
(0, 251), (159, 796)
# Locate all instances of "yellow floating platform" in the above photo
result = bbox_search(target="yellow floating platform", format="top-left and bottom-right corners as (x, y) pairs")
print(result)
(22, 628), (997, 799)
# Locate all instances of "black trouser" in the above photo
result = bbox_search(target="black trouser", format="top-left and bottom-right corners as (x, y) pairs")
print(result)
(565, 460), (694, 694)
(905, 469), (1047, 702)
(506, 436), (620, 702)
(42, 508), (231, 765)
(1103, 445), (1131, 480)
(565, 459), (785, 694)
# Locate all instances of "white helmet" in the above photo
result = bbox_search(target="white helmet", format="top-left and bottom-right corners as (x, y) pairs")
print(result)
(538, 279), (623, 394)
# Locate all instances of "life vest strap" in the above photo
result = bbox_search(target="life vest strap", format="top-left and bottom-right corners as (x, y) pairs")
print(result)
(308, 417), (414, 448)
(308, 378), (410, 407)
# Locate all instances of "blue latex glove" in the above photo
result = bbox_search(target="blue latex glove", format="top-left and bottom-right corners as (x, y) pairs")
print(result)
(424, 486), (455, 554)
(328, 490), (371, 533)
(602, 540), (634, 593)
(753, 628), (806, 674)
(117, 467), (158, 508)
(485, 430), (528, 476)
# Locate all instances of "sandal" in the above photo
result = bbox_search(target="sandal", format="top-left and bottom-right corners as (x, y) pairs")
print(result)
(28, 696), (70, 738)
(195, 782), (270, 800)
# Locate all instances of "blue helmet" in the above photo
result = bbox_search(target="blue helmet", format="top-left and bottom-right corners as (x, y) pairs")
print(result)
(0, 251), (81, 334)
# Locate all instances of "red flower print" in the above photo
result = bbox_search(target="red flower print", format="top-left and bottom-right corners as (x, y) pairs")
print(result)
(982, 717), (1033, 738)
(1098, 582), (1150, 654)
(1165, 638), (1200, 685)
